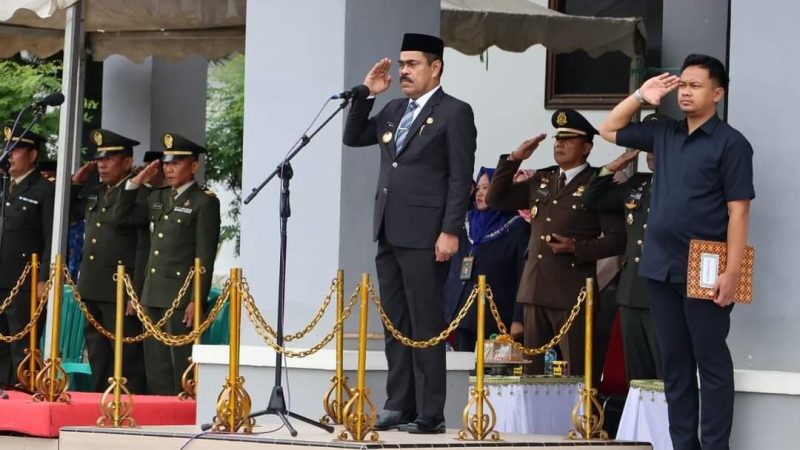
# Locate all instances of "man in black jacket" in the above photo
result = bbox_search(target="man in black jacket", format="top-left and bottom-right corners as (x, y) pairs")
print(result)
(343, 33), (476, 433)
(0, 126), (54, 385)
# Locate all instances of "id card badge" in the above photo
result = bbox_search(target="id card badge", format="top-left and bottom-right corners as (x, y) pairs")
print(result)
(459, 256), (475, 281)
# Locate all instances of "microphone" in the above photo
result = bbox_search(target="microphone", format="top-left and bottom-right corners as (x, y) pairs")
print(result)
(34, 92), (65, 108)
(330, 85), (370, 101)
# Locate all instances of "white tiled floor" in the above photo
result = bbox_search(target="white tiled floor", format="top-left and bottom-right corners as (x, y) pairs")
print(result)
(57, 420), (652, 450)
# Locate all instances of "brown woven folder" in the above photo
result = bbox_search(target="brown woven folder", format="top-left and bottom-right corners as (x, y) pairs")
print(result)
(687, 239), (754, 304)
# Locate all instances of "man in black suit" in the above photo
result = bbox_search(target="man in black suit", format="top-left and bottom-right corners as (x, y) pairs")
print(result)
(343, 33), (476, 434)
(0, 125), (54, 386)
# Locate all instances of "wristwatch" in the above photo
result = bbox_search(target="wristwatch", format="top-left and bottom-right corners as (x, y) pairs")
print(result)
(633, 89), (647, 105)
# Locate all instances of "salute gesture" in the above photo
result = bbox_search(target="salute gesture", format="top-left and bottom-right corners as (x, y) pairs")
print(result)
(604, 150), (640, 173)
(71, 161), (96, 184)
(131, 160), (161, 186)
(509, 133), (547, 161)
(639, 73), (680, 106)
(363, 58), (392, 96)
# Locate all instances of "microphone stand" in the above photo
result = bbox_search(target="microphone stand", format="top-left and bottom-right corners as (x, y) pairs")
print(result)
(200, 95), (354, 435)
(0, 104), (47, 400)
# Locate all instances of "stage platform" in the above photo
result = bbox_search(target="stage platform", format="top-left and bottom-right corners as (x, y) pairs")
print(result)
(57, 421), (653, 450)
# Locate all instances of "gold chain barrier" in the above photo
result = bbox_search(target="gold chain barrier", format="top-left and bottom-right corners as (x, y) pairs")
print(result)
(568, 278), (608, 440)
(179, 258), (204, 400)
(63, 265), (198, 344)
(98, 265), (136, 427)
(241, 277), (359, 358)
(16, 254), (44, 391)
(124, 273), (229, 347)
(0, 261), (32, 315)
(369, 282), (477, 349)
(1, 262), (52, 344)
(459, 275), (500, 441)
(33, 254), (71, 403)
(320, 270), (352, 425)
(486, 285), (586, 356)
(338, 273), (379, 442)
(211, 268), (254, 433)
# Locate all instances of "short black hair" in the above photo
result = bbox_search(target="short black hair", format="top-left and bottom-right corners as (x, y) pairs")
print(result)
(681, 54), (729, 90)
(423, 52), (444, 77)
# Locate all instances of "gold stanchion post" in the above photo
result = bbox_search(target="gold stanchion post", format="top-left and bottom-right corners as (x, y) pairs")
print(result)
(17, 253), (44, 391)
(339, 273), (378, 442)
(98, 265), (136, 427)
(179, 257), (203, 400)
(211, 268), (254, 433)
(33, 254), (70, 403)
(568, 278), (608, 440)
(458, 275), (500, 441)
(321, 269), (352, 425)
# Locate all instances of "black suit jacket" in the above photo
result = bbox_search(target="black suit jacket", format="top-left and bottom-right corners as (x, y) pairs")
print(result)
(582, 171), (652, 308)
(0, 172), (54, 287)
(343, 87), (477, 249)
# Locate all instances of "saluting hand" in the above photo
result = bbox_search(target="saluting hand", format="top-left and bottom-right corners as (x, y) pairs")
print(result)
(131, 160), (160, 186)
(71, 161), (96, 184)
(510, 133), (547, 161)
(604, 150), (640, 173)
(639, 73), (680, 105)
(364, 58), (392, 96)
(547, 234), (576, 254)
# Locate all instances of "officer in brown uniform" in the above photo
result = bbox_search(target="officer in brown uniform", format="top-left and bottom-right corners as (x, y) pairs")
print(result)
(486, 109), (626, 374)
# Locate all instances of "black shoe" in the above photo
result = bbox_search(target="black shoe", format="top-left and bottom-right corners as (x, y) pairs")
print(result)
(375, 410), (415, 431)
(405, 416), (445, 434)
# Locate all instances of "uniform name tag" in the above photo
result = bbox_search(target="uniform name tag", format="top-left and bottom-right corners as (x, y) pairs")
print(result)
(459, 256), (474, 281)
(152, 203), (163, 210)
(174, 206), (193, 214)
(19, 196), (39, 205)
(88, 195), (98, 201)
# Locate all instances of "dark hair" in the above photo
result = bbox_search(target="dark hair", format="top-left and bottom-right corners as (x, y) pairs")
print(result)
(423, 52), (444, 77)
(681, 54), (729, 90)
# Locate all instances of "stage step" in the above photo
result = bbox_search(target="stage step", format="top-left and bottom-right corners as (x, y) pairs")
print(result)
(59, 423), (652, 450)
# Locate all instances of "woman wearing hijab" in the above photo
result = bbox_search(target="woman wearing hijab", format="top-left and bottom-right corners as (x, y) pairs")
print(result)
(444, 167), (530, 351)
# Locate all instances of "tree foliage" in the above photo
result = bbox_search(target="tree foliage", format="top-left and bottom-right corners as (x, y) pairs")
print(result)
(0, 58), (62, 153)
(205, 54), (244, 254)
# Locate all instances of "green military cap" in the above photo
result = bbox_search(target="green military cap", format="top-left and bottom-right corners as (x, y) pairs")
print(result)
(89, 129), (139, 159)
(551, 109), (599, 142)
(142, 150), (163, 163)
(160, 132), (206, 162)
(3, 123), (45, 151)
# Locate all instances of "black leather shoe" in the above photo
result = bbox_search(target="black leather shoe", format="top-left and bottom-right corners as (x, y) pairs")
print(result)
(375, 410), (415, 431)
(405, 416), (445, 434)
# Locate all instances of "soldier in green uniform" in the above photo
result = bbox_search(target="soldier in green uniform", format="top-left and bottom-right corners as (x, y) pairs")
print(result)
(486, 109), (626, 375)
(0, 126), (54, 385)
(70, 129), (148, 393)
(115, 133), (220, 395)
(581, 113), (664, 381)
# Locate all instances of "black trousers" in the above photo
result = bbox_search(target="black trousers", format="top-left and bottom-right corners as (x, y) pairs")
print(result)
(84, 300), (147, 394)
(142, 305), (192, 396)
(375, 238), (449, 420)
(647, 280), (734, 450)
(619, 305), (662, 381)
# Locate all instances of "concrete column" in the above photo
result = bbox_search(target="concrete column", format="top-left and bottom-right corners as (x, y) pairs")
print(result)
(240, 0), (440, 347)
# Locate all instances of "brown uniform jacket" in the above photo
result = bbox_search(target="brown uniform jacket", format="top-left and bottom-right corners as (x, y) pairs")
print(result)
(486, 157), (626, 310)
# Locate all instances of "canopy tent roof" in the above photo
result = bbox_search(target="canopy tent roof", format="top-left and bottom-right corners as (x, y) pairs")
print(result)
(0, 0), (246, 62)
(0, 0), (643, 63)
(441, 0), (645, 58)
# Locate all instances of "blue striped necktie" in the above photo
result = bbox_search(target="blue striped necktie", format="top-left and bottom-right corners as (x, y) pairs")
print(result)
(395, 100), (418, 154)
